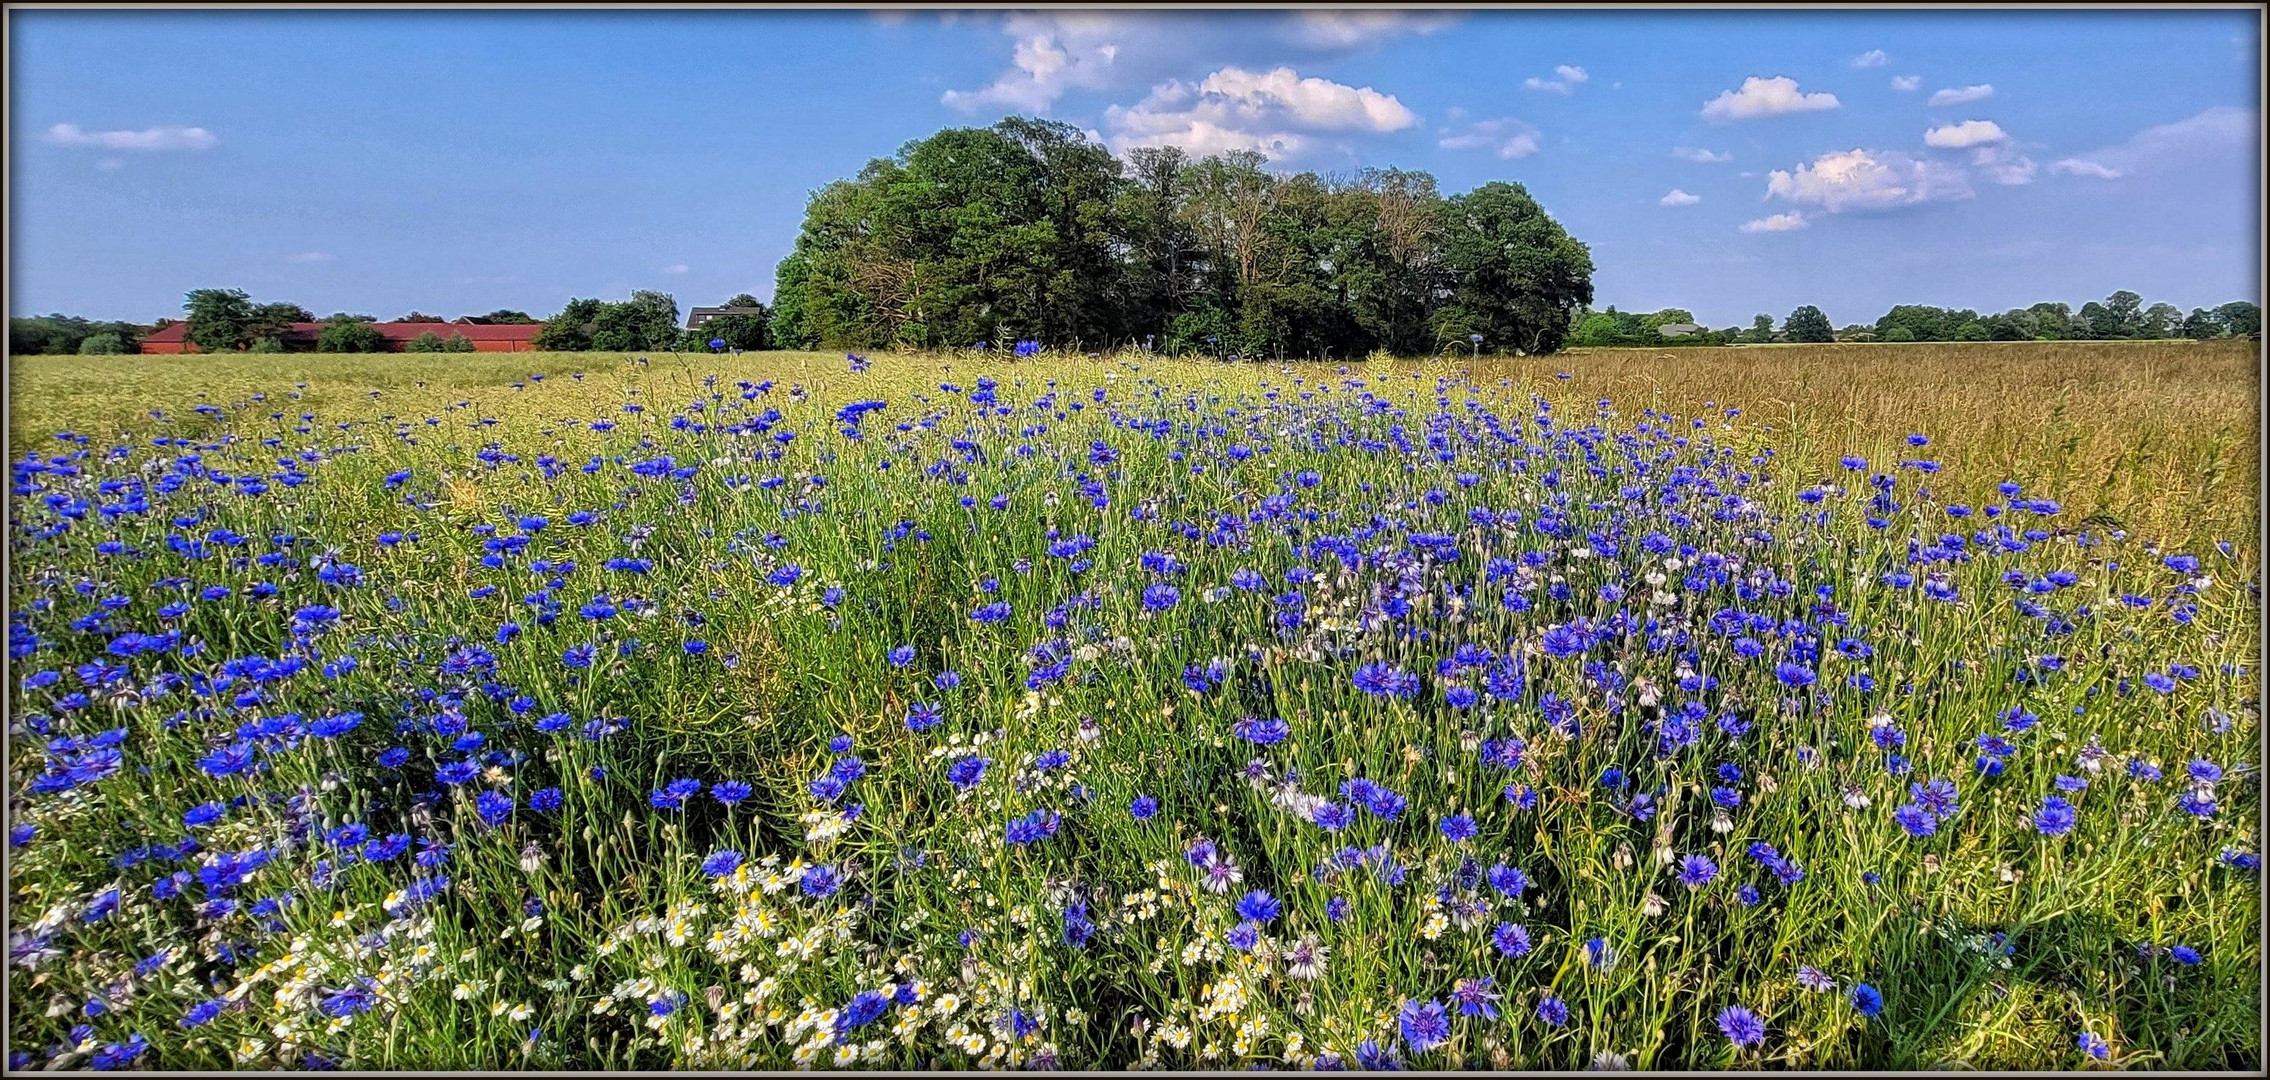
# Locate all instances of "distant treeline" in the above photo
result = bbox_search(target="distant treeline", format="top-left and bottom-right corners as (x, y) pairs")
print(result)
(1572, 292), (2260, 348)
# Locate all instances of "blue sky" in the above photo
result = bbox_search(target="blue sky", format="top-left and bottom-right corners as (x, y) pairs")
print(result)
(10, 8), (2260, 328)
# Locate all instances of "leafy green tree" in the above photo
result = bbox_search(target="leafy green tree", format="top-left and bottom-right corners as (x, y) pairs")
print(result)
(316, 319), (389, 353)
(398, 311), (446, 324)
(248, 336), (287, 353)
(443, 333), (477, 352)
(404, 331), (447, 352)
(1881, 326), (1916, 343)
(479, 310), (537, 324)
(1741, 315), (1776, 344)
(2139, 302), (2182, 339)
(1784, 305), (1833, 343)
(2025, 302), (2073, 340)
(77, 331), (128, 355)
(2213, 300), (2259, 338)
(245, 302), (312, 348)
(533, 299), (601, 351)
(590, 291), (679, 351)
(1430, 181), (1593, 355)
(2180, 308), (2222, 339)
(2101, 290), (2145, 337)
(1952, 319), (1990, 342)
(701, 310), (770, 351)
(184, 288), (254, 352)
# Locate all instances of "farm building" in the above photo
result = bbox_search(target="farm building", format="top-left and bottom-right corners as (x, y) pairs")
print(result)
(140, 320), (545, 354)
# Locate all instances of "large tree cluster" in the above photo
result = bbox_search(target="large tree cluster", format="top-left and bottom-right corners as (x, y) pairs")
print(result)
(767, 118), (1597, 357)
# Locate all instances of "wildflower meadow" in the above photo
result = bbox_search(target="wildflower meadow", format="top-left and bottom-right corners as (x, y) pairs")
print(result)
(5, 343), (2259, 1070)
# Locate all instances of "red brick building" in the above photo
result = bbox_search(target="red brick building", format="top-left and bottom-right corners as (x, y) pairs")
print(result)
(140, 320), (544, 354)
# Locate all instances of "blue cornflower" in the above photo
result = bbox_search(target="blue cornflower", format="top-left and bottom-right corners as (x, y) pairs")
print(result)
(1537, 997), (1569, 1026)
(1679, 854), (1719, 888)
(2033, 795), (2078, 836)
(1439, 813), (1478, 843)
(1717, 1005), (1766, 1048)
(1235, 890), (1282, 924)
(886, 645), (916, 667)
(1849, 983), (1884, 1018)
(711, 780), (752, 805)
(1397, 999), (1451, 1055)
(1130, 794), (1159, 820)
(1492, 922), (1532, 958)
(702, 850), (743, 878)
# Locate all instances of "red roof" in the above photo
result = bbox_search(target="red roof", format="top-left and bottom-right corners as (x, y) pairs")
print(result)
(141, 321), (542, 343)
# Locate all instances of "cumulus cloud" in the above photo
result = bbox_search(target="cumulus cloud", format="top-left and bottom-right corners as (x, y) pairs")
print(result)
(1438, 117), (1542, 159)
(1700, 76), (1839, 121)
(1105, 66), (1415, 161)
(1740, 212), (1809, 233)
(1286, 10), (1460, 47)
(1927, 83), (1994, 106)
(44, 122), (217, 151)
(286, 251), (337, 264)
(1659, 189), (1702, 207)
(1850, 49), (1888, 67)
(2050, 105), (2254, 181)
(1672, 146), (1732, 163)
(942, 12), (1125, 112)
(1765, 147), (1975, 213)
(1523, 64), (1589, 93)
(1923, 119), (2007, 148)
(1890, 75), (1922, 91)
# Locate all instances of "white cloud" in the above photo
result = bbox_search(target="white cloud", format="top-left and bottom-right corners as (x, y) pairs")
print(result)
(662, 264), (690, 275)
(2051, 158), (2122, 179)
(1765, 147), (1975, 213)
(1850, 49), (1888, 68)
(286, 251), (336, 264)
(1700, 76), (1839, 121)
(1287, 10), (1459, 48)
(1523, 64), (1589, 93)
(1890, 75), (1922, 92)
(2051, 105), (2254, 181)
(1672, 146), (1732, 163)
(43, 122), (217, 151)
(1923, 119), (2007, 148)
(1438, 117), (1542, 159)
(1927, 83), (1994, 106)
(1969, 145), (2036, 185)
(1659, 189), (1702, 207)
(1105, 66), (1414, 161)
(941, 12), (1124, 113)
(1740, 212), (1809, 233)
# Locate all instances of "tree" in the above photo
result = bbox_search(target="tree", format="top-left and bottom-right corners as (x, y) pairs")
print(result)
(77, 332), (128, 355)
(2179, 308), (2222, 340)
(701, 308), (770, 351)
(724, 294), (763, 309)
(1430, 181), (1593, 355)
(533, 299), (601, 351)
(1783, 305), (1833, 343)
(246, 302), (313, 346)
(398, 311), (446, 323)
(2213, 300), (2260, 338)
(2139, 302), (2182, 339)
(590, 291), (678, 351)
(478, 310), (537, 324)
(405, 331), (447, 352)
(1952, 319), (1990, 341)
(2102, 290), (2145, 337)
(184, 288), (253, 352)
(1741, 315), (1776, 344)
(443, 332), (477, 352)
(316, 320), (388, 352)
